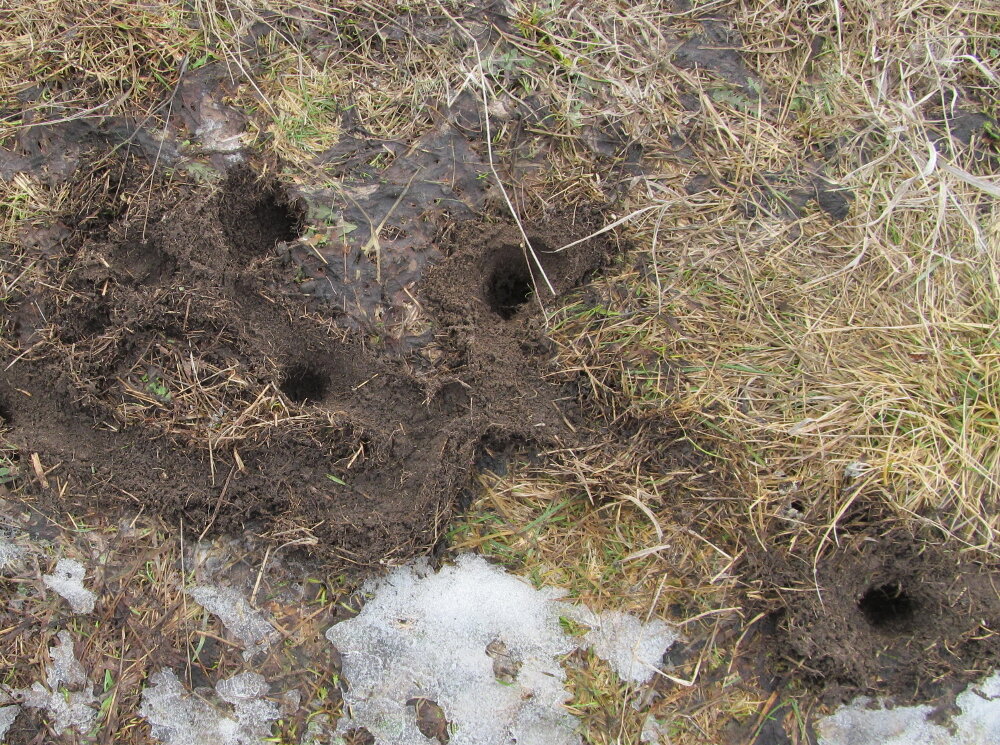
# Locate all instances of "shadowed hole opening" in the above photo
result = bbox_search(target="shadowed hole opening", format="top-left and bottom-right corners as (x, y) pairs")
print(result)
(0, 400), (11, 426)
(859, 581), (916, 630)
(487, 251), (534, 319)
(280, 365), (329, 404)
(250, 190), (303, 247)
(220, 168), (306, 256)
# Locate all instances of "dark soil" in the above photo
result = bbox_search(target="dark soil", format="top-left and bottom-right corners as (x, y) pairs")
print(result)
(0, 160), (617, 568)
(748, 528), (1000, 705)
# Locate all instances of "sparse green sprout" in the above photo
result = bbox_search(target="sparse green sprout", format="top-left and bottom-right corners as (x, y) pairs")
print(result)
(140, 374), (171, 401)
(559, 616), (589, 637)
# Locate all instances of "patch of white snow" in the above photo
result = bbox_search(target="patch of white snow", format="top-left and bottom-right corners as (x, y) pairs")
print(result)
(139, 669), (279, 745)
(580, 610), (677, 684)
(0, 704), (20, 742)
(42, 558), (96, 614)
(640, 714), (672, 744)
(16, 630), (96, 735)
(187, 585), (278, 660)
(325, 553), (678, 745)
(0, 541), (23, 571)
(816, 671), (1000, 745)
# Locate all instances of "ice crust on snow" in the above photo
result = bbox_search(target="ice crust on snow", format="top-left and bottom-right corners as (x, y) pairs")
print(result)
(42, 558), (96, 613)
(188, 584), (278, 659)
(139, 669), (279, 745)
(15, 630), (96, 735)
(816, 671), (1000, 745)
(325, 554), (677, 745)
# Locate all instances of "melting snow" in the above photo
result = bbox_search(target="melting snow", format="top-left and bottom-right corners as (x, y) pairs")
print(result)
(0, 541), (23, 571)
(139, 669), (279, 745)
(188, 584), (279, 660)
(15, 630), (96, 735)
(325, 553), (677, 745)
(42, 558), (96, 614)
(578, 609), (676, 684)
(640, 714), (673, 744)
(817, 671), (1000, 745)
(0, 704), (19, 741)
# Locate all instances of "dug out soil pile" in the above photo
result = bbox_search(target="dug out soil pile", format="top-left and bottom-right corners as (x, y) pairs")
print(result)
(0, 161), (616, 567)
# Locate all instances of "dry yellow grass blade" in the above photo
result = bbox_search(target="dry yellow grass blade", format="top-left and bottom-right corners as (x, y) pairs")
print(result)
(488, 0), (1000, 553)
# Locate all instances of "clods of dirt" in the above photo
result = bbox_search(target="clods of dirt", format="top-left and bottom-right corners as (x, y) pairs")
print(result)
(0, 158), (618, 568)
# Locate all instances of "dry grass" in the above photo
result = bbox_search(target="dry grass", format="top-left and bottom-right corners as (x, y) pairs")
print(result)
(450, 0), (999, 739)
(0, 1), (200, 135)
(458, 0), (1000, 551)
(2, 0), (1000, 743)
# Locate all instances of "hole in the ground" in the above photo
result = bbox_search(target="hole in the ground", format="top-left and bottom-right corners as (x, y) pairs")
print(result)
(60, 301), (112, 343)
(220, 168), (305, 256)
(0, 399), (12, 426)
(248, 191), (301, 248)
(858, 581), (916, 630)
(487, 249), (534, 319)
(280, 365), (329, 404)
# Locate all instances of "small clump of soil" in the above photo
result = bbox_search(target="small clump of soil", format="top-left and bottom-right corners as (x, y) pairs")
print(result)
(0, 159), (618, 569)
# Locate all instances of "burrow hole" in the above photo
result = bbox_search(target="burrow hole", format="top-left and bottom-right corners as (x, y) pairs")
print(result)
(247, 190), (303, 250)
(858, 581), (916, 631)
(487, 249), (535, 319)
(220, 168), (306, 256)
(0, 399), (12, 427)
(280, 364), (329, 404)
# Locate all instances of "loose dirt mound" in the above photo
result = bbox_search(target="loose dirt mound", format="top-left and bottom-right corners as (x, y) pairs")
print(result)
(0, 161), (617, 567)
(748, 528), (1000, 703)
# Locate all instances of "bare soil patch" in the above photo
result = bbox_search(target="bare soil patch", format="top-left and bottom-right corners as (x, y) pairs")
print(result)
(746, 528), (1000, 704)
(0, 159), (617, 569)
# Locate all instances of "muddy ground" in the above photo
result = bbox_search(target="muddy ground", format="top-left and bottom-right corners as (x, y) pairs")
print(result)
(744, 526), (1000, 712)
(0, 158), (616, 568)
(4, 151), (999, 721)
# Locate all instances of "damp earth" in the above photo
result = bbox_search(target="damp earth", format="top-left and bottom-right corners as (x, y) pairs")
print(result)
(0, 161), (617, 568)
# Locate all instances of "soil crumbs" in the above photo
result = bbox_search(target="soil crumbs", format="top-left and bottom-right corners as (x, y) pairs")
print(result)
(0, 160), (616, 569)
(737, 516), (1000, 721)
